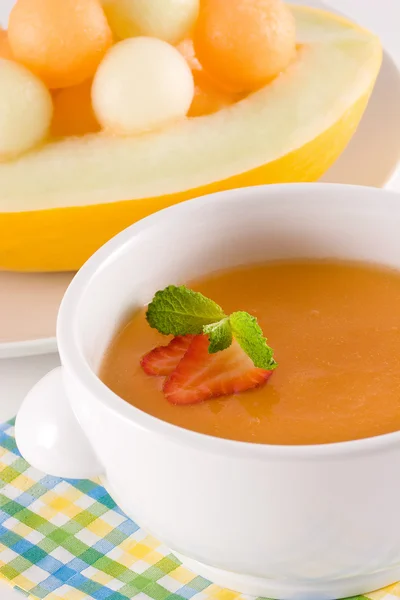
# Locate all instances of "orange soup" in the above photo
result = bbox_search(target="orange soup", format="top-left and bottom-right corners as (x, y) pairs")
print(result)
(100, 260), (400, 445)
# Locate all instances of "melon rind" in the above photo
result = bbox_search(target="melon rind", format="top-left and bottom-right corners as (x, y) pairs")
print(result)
(0, 7), (382, 271)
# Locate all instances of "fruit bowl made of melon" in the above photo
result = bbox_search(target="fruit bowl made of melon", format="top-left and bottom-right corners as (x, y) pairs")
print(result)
(0, 5), (382, 272)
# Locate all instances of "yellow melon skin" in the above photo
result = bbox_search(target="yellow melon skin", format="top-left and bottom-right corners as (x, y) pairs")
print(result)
(0, 89), (371, 272)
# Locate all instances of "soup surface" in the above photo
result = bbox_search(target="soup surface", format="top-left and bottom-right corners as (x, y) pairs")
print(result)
(100, 260), (400, 445)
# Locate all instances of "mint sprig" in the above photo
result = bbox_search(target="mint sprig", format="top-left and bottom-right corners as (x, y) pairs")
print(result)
(146, 285), (226, 336)
(204, 318), (232, 353)
(230, 311), (277, 369)
(146, 285), (277, 370)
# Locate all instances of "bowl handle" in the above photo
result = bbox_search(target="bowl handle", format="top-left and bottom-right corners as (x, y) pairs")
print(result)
(15, 367), (103, 479)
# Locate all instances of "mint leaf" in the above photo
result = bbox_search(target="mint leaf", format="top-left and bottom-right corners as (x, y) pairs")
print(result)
(230, 311), (277, 370)
(204, 318), (232, 353)
(146, 285), (226, 336)
(146, 286), (278, 371)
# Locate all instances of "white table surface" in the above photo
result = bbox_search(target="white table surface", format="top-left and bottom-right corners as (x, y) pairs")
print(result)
(1, 1), (400, 598)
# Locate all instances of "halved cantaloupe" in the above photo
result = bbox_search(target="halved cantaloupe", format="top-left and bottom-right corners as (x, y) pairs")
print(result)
(0, 7), (382, 271)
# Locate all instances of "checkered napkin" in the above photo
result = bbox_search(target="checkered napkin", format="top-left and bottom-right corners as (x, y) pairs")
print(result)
(0, 419), (398, 600)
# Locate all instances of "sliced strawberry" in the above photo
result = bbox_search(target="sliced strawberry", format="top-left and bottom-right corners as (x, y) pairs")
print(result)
(140, 335), (195, 376)
(164, 334), (273, 405)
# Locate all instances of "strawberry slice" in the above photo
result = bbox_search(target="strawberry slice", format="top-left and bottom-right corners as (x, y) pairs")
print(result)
(164, 334), (273, 405)
(140, 335), (194, 376)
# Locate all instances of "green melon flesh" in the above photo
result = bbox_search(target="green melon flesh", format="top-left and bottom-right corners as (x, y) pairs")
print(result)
(0, 7), (382, 213)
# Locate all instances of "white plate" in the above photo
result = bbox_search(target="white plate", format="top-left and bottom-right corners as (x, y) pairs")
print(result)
(1, 0), (400, 360)
(0, 272), (74, 359)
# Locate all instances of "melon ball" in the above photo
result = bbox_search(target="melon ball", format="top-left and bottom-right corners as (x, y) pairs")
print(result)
(0, 29), (14, 60)
(176, 38), (202, 72)
(194, 0), (297, 94)
(92, 37), (195, 135)
(189, 70), (238, 117)
(52, 80), (100, 138)
(177, 39), (239, 117)
(8, 0), (113, 89)
(0, 59), (53, 160)
(102, 0), (199, 44)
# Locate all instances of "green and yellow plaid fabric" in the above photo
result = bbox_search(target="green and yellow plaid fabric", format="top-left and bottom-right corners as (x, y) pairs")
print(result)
(0, 418), (399, 600)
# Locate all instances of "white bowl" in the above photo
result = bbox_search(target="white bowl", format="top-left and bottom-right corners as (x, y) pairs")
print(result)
(15, 183), (400, 600)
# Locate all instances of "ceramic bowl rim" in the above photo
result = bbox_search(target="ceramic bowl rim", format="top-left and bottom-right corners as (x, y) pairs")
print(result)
(57, 182), (400, 460)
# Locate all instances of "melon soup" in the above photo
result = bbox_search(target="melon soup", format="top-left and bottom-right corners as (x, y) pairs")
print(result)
(15, 184), (400, 600)
(101, 259), (400, 446)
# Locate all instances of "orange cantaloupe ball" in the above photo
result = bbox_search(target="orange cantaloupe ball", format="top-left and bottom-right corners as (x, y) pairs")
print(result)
(177, 39), (238, 117)
(8, 0), (113, 89)
(194, 0), (296, 94)
(176, 38), (202, 72)
(189, 70), (238, 117)
(0, 29), (13, 60)
(52, 80), (100, 137)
